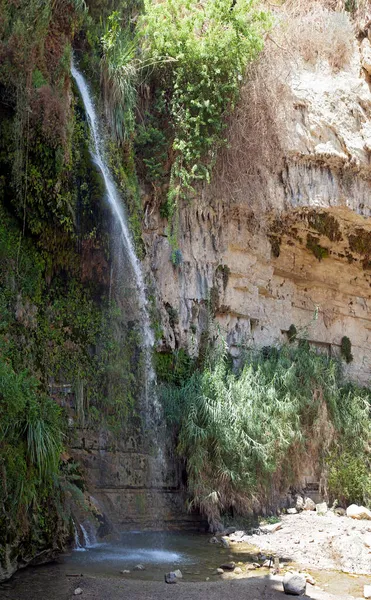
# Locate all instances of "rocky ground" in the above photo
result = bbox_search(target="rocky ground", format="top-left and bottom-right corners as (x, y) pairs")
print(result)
(231, 509), (371, 575)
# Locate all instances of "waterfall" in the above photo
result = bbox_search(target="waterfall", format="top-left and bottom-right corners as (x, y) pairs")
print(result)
(71, 59), (159, 420)
(73, 520), (98, 551)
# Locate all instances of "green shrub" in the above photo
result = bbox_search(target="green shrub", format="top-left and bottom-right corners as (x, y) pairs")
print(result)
(327, 449), (371, 507)
(160, 343), (370, 526)
(340, 335), (353, 363)
(138, 0), (269, 241)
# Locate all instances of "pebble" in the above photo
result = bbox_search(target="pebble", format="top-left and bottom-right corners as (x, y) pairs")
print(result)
(173, 569), (183, 579)
(74, 589), (83, 596)
(134, 564), (145, 571)
(213, 568), (224, 575)
(234, 567), (242, 574)
(120, 570), (130, 574)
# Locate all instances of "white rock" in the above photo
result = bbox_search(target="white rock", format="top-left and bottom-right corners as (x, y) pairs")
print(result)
(364, 585), (371, 599)
(316, 502), (328, 516)
(220, 536), (230, 548)
(234, 567), (242, 574)
(303, 497), (316, 511)
(287, 508), (298, 515)
(260, 521), (282, 534)
(295, 496), (304, 511)
(120, 569), (130, 574)
(74, 589), (83, 596)
(361, 38), (371, 75)
(347, 505), (371, 521)
(173, 569), (183, 578)
(283, 572), (307, 596)
(133, 563), (145, 570)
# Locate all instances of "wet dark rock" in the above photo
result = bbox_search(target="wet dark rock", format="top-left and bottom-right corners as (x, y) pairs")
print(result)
(165, 572), (178, 584)
(220, 562), (235, 571)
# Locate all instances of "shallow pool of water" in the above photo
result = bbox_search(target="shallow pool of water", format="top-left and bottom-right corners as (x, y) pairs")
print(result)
(63, 531), (258, 580)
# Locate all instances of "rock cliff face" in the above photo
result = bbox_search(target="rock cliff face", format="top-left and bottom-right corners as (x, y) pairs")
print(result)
(143, 23), (371, 385)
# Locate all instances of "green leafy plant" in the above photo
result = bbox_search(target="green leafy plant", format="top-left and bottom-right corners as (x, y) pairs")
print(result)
(160, 343), (370, 528)
(340, 336), (353, 363)
(138, 0), (269, 246)
(327, 448), (371, 506)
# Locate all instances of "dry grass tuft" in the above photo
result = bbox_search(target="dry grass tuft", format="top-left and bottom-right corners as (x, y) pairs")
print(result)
(208, 39), (293, 207)
(283, 7), (355, 71)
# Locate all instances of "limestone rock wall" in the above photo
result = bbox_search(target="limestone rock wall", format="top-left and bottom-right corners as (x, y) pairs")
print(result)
(143, 21), (371, 386)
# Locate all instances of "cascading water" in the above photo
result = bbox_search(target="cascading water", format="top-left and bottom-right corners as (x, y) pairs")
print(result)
(71, 59), (159, 421)
(71, 59), (167, 530)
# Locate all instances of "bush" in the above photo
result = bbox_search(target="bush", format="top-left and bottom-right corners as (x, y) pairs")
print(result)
(327, 449), (371, 506)
(138, 0), (269, 230)
(161, 343), (370, 526)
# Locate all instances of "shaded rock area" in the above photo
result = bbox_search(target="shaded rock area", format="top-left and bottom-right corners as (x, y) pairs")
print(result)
(68, 427), (203, 532)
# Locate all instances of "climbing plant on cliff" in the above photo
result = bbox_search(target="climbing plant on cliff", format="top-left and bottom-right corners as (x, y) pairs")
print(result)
(136, 0), (269, 246)
(162, 344), (371, 528)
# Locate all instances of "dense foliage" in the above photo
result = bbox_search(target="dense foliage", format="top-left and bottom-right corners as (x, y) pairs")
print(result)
(139, 0), (268, 221)
(99, 0), (269, 250)
(162, 344), (371, 527)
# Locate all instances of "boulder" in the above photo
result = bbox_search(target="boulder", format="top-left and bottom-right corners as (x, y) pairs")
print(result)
(220, 562), (235, 571)
(303, 498), (316, 511)
(287, 508), (298, 515)
(224, 527), (236, 535)
(220, 536), (230, 548)
(165, 572), (178, 584)
(173, 569), (183, 579)
(295, 496), (304, 511)
(283, 572), (307, 596)
(364, 585), (371, 599)
(361, 38), (371, 75)
(316, 502), (328, 516)
(234, 567), (242, 574)
(347, 505), (371, 521)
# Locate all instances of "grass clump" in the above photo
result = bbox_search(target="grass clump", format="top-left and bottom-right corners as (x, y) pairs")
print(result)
(161, 343), (370, 528)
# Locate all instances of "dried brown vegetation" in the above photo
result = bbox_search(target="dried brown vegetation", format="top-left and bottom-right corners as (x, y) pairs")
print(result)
(209, 0), (357, 206)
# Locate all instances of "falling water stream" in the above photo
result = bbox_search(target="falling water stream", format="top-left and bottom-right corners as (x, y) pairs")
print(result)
(71, 59), (157, 414)
(71, 59), (166, 544)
